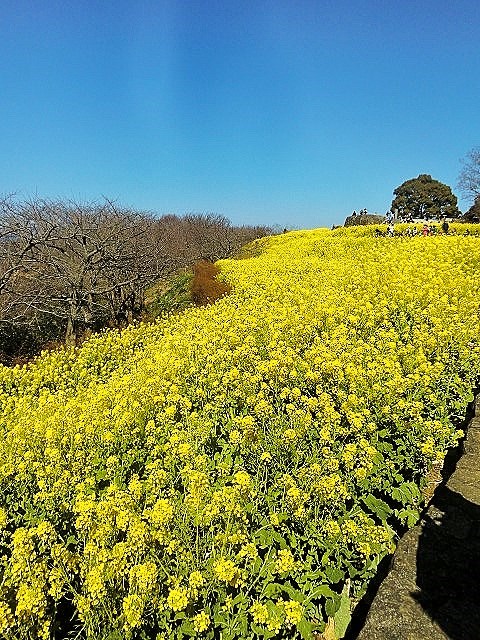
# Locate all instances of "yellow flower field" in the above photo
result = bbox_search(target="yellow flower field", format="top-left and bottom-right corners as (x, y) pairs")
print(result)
(0, 225), (479, 639)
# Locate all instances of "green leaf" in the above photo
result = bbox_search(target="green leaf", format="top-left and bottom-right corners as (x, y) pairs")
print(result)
(391, 481), (421, 505)
(308, 584), (337, 601)
(272, 531), (287, 547)
(257, 529), (273, 547)
(324, 566), (344, 584)
(252, 556), (263, 574)
(281, 583), (305, 602)
(178, 619), (195, 637)
(96, 468), (107, 481)
(174, 612), (186, 621)
(297, 618), (313, 640)
(325, 598), (337, 618)
(333, 593), (351, 639)
(397, 507), (420, 527)
(213, 611), (229, 627)
(299, 570), (323, 582)
(65, 534), (77, 547)
(361, 494), (392, 521)
(263, 582), (283, 598)
(232, 592), (247, 606)
(236, 612), (249, 638)
(251, 623), (276, 638)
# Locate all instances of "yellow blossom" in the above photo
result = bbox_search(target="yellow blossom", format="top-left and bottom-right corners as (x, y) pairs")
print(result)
(123, 594), (144, 629)
(167, 587), (189, 612)
(193, 611), (210, 633)
(250, 602), (269, 624)
(275, 548), (296, 574)
(283, 600), (303, 626)
(213, 558), (238, 583)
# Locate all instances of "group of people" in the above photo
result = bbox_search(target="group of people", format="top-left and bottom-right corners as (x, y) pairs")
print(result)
(380, 218), (451, 238)
(387, 212), (417, 224)
(351, 209), (368, 217)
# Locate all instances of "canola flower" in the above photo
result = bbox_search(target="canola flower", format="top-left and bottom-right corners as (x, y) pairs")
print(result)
(166, 587), (189, 612)
(0, 225), (479, 638)
(193, 611), (210, 633)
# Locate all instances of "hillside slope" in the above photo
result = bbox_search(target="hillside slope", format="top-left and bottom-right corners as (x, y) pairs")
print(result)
(0, 226), (479, 639)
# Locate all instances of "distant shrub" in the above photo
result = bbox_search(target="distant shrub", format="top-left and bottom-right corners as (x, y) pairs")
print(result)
(344, 214), (385, 227)
(190, 260), (232, 305)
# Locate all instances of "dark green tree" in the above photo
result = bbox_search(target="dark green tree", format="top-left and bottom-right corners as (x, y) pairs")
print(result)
(391, 174), (460, 219)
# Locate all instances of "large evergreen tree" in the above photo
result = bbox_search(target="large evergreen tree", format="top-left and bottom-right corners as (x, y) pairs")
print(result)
(391, 174), (460, 219)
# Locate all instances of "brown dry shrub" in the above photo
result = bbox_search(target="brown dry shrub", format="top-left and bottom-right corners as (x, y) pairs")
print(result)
(190, 260), (231, 306)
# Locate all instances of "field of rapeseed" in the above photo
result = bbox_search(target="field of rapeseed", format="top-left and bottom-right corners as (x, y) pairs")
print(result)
(0, 225), (479, 639)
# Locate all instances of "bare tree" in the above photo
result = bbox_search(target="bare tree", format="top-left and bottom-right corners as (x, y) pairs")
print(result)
(458, 147), (480, 202)
(0, 197), (273, 359)
(99, 210), (179, 327)
(0, 198), (180, 345)
(0, 196), (66, 322)
(156, 213), (272, 265)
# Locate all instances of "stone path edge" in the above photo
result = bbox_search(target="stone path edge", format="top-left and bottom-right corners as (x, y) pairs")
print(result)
(355, 394), (480, 640)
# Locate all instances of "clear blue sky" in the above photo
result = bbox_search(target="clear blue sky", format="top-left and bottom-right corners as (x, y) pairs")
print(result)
(1, 1), (479, 228)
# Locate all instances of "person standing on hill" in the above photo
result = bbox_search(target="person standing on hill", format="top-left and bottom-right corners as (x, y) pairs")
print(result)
(442, 218), (449, 234)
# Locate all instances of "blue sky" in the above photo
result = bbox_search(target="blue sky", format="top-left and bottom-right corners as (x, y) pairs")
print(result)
(0, 1), (479, 228)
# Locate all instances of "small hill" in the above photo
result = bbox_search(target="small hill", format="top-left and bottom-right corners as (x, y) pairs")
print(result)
(344, 213), (385, 226)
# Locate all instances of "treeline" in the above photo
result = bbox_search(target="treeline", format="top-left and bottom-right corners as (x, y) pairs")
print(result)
(0, 196), (272, 363)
